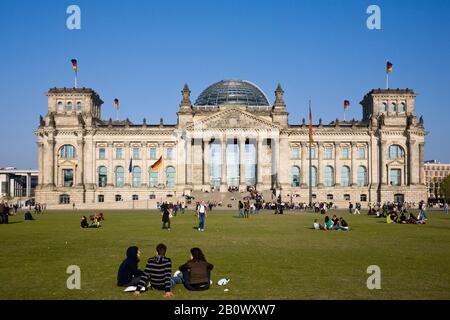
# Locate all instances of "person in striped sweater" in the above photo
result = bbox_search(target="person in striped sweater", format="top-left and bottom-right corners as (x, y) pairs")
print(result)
(133, 243), (180, 298)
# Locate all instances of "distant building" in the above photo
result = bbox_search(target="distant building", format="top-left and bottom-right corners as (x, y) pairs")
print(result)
(0, 168), (38, 199)
(424, 160), (450, 199)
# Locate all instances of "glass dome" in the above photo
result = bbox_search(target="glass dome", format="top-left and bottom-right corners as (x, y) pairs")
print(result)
(194, 80), (270, 107)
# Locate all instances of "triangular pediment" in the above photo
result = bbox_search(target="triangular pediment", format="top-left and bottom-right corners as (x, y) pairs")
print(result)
(186, 108), (279, 130)
(386, 158), (404, 166)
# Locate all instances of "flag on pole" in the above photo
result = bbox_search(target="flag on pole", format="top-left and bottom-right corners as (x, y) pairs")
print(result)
(71, 59), (78, 73)
(386, 61), (393, 73)
(149, 156), (163, 172)
(114, 98), (119, 110)
(309, 106), (314, 144)
(344, 100), (350, 110)
(128, 157), (133, 173)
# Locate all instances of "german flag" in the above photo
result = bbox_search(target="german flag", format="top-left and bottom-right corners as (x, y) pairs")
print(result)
(149, 156), (163, 172)
(344, 100), (350, 110)
(71, 59), (78, 73)
(386, 61), (393, 73)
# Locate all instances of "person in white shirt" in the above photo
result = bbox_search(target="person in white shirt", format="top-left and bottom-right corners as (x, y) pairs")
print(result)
(197, 201), (207, 231)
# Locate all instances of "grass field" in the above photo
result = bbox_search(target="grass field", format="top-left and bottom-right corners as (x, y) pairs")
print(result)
(0, 209), (449, 300)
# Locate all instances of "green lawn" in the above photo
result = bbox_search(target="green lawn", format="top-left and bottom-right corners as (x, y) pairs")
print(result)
(0, 209), (449, 300)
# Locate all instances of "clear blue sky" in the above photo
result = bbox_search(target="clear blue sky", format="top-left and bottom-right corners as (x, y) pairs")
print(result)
(1, 0), (449, 169)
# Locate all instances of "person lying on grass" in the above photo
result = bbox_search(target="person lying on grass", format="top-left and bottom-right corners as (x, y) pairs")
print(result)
(313, 219), (325, 230)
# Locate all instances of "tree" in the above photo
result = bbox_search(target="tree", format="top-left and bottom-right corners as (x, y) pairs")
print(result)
(440, 174), (450, 203)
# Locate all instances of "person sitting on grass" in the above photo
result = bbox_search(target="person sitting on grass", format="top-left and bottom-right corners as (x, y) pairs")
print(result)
(313, 219), (325, 230)
(399, 212), (407, 224)
(24, 211), (34, 221)
(88, 217), (101, 228)
(95, 213), (105, 221)
(134, 243), (178, 298)
(338, 217), (349, 230)
(174, 247), (214, 291)
(331, 215), (339, 229)
(80, 216), (89, 228)
(390, 211), (399, 223)
(324, 216), (334, 230)
(117, 246), (144, 287)
(407, 213), (418, 224)
(386, 213), (392, 224)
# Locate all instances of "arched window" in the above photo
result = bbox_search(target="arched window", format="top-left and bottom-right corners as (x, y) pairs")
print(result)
(66, 101), (73, 112)
(132, 166), (141, 188)
(76, 101), (82, 113)
(291, 166), (300, 187)
(357, 166), (368, 187)
(388, 145), (405, 159)
(341, 166), (351, 187)
(59, 145), (77, 159)
(324, 166), (334, 187)
(57, 101), (64, 112)
(149, 170), (158, 187)
(115, 166), (124, 187)
(399, 102), (406, 113)
(381, 102), (387, 112)
(166, 166), (175, 187)
(310, 166), (317, 187)
(98, 166), (107, 187)
(390, 102), (397, 112)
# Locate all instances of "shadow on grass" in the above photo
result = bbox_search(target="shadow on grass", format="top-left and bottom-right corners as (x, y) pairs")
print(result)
(3, 221), (24, 224)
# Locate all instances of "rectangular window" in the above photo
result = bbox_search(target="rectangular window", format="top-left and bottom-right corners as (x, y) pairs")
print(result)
(98, 195), (104, 203)
(341, 147), (349, 159)
(132, 195), (139, 201)
(358, 147), (366, 159)
(133, 148), (140, 159)
(99, 148), (106, 160)
(116, 148), (123, 159)
(115, 195), (122, 202)
(149, 147), (157, 160)
(63, 169), (74, 187)
(390, 169), (401, 186)
(360, 194), (367, 202)
(324, 147), (333, 159)
(167, 147), (174, 160)
(291, 147), (300, 159)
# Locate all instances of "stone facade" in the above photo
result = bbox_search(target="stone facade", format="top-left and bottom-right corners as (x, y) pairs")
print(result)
(35, 82), (427, 208)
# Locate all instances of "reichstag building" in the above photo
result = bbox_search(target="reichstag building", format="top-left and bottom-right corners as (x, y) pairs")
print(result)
(35, 80), (427, 208)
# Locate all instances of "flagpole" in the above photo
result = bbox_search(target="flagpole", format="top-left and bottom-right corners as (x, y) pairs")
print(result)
(344, 109), (346, 121)
(75, 72), (77, 89)
(116, 109), (119, 121)
(309, 100), (312, 209)
(386, 72), (389, 89)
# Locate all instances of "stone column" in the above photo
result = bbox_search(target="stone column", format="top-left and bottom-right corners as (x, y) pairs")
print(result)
(279, 135), (290, 190)
(124, 142), (131, 187)
(300, 142), (307, 187)
(221, 135), (227, 188)
(186, 138), (192, 185)
(317, 142), (323, 188)
(408, 139), (418, 185)
(380, 140), (387, 185)
(334, 143), (340, 186)
(351, 142), (357, 186)
(47, 140), (56, 187)
(177, 139), (186, 187)
(203, 138), (211, 187)
(239, 137), (246, 187)
(107, 142), (114, 187)
(26, 173), (31, 198)
(77, 139), (85, 187)
(272, 137), (280, 189)
(141, 142), (148, 187)
(37, 142), (44, 187)
(256, 138), (264, 189)
(419, 143), (425, 184)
